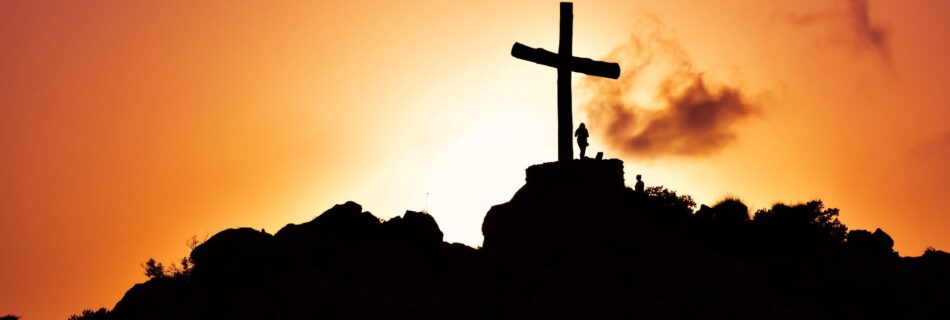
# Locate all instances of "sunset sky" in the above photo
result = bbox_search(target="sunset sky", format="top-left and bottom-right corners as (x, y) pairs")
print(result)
(2, 0), (949, 318)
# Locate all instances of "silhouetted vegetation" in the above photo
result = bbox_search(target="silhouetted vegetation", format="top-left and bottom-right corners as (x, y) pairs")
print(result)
(68, 308), (108, 320)
(140, 235), (203, 280)
(72, 159), (950, 319)
(141, 256), (193, 280)
(754, 200), (848, 244)
(1, 314), (20, 320)
(646, 185), (696, 212)
(141, 259), (166, 280)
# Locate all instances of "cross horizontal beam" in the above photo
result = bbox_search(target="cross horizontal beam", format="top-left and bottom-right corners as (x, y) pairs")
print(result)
(511, 42), (620, 79)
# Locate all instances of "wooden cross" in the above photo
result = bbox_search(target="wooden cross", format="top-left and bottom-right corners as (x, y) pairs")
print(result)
(512, 2), (620, 162)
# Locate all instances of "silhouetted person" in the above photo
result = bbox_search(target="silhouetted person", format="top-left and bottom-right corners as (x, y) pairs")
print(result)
(575, 123), (589, 158)
(635, 174), (644, 193)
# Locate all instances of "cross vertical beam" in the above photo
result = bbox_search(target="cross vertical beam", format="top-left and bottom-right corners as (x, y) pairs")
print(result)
(511, 2), (620, 162)
(557, 2), (573, 162)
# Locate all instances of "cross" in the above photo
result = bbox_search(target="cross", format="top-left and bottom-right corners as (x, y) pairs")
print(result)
(512, 2), (620, 162)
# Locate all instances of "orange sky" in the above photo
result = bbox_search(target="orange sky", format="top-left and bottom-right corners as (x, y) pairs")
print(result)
(2, 0), (949, 319)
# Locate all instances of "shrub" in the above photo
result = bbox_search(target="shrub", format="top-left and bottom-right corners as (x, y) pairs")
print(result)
(68, 308), (109, 320)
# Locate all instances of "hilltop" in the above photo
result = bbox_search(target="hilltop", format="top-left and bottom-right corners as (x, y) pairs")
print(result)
(71, 159), (950, 320)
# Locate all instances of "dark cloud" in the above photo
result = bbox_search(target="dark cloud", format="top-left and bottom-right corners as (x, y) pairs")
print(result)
(580, 23), (758, 159)
(779, 0), (891, 62)
(846, 0), (891, 60)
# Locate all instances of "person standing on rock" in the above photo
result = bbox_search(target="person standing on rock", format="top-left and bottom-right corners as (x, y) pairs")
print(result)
(575, 123), (589, 159)
(635, 174), (645, 193)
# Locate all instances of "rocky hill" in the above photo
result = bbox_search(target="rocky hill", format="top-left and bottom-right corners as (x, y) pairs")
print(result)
(77, 159), (950, 319)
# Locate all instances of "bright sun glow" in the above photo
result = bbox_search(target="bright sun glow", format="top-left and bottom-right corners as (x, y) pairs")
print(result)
(424, 110), (551, 246)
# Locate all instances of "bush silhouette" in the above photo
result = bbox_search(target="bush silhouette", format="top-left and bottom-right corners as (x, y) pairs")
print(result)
(68, 308), (109, 320)
(141, 259), (165, 280)
(710, 197), (750, 224)
(644, 185), (696, 216)
(753, 200), (847, 246)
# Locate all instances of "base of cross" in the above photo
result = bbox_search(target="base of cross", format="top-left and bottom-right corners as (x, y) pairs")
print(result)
(484, 157), (631, 253)
(524, 158), (625, 190)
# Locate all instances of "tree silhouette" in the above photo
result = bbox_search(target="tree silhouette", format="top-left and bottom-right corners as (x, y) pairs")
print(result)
(753, 200), (847, 245)
(645, 185), (696, 215)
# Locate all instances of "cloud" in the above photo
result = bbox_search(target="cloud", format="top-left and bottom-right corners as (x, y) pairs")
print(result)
(778, 0), (891, 62)
(579, 20), (758, 159)
(845, 0), (891, 59)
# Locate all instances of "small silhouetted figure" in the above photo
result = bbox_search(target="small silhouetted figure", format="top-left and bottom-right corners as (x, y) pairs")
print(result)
(575, 123), (589, 158)
(635, 174), (645, 193)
